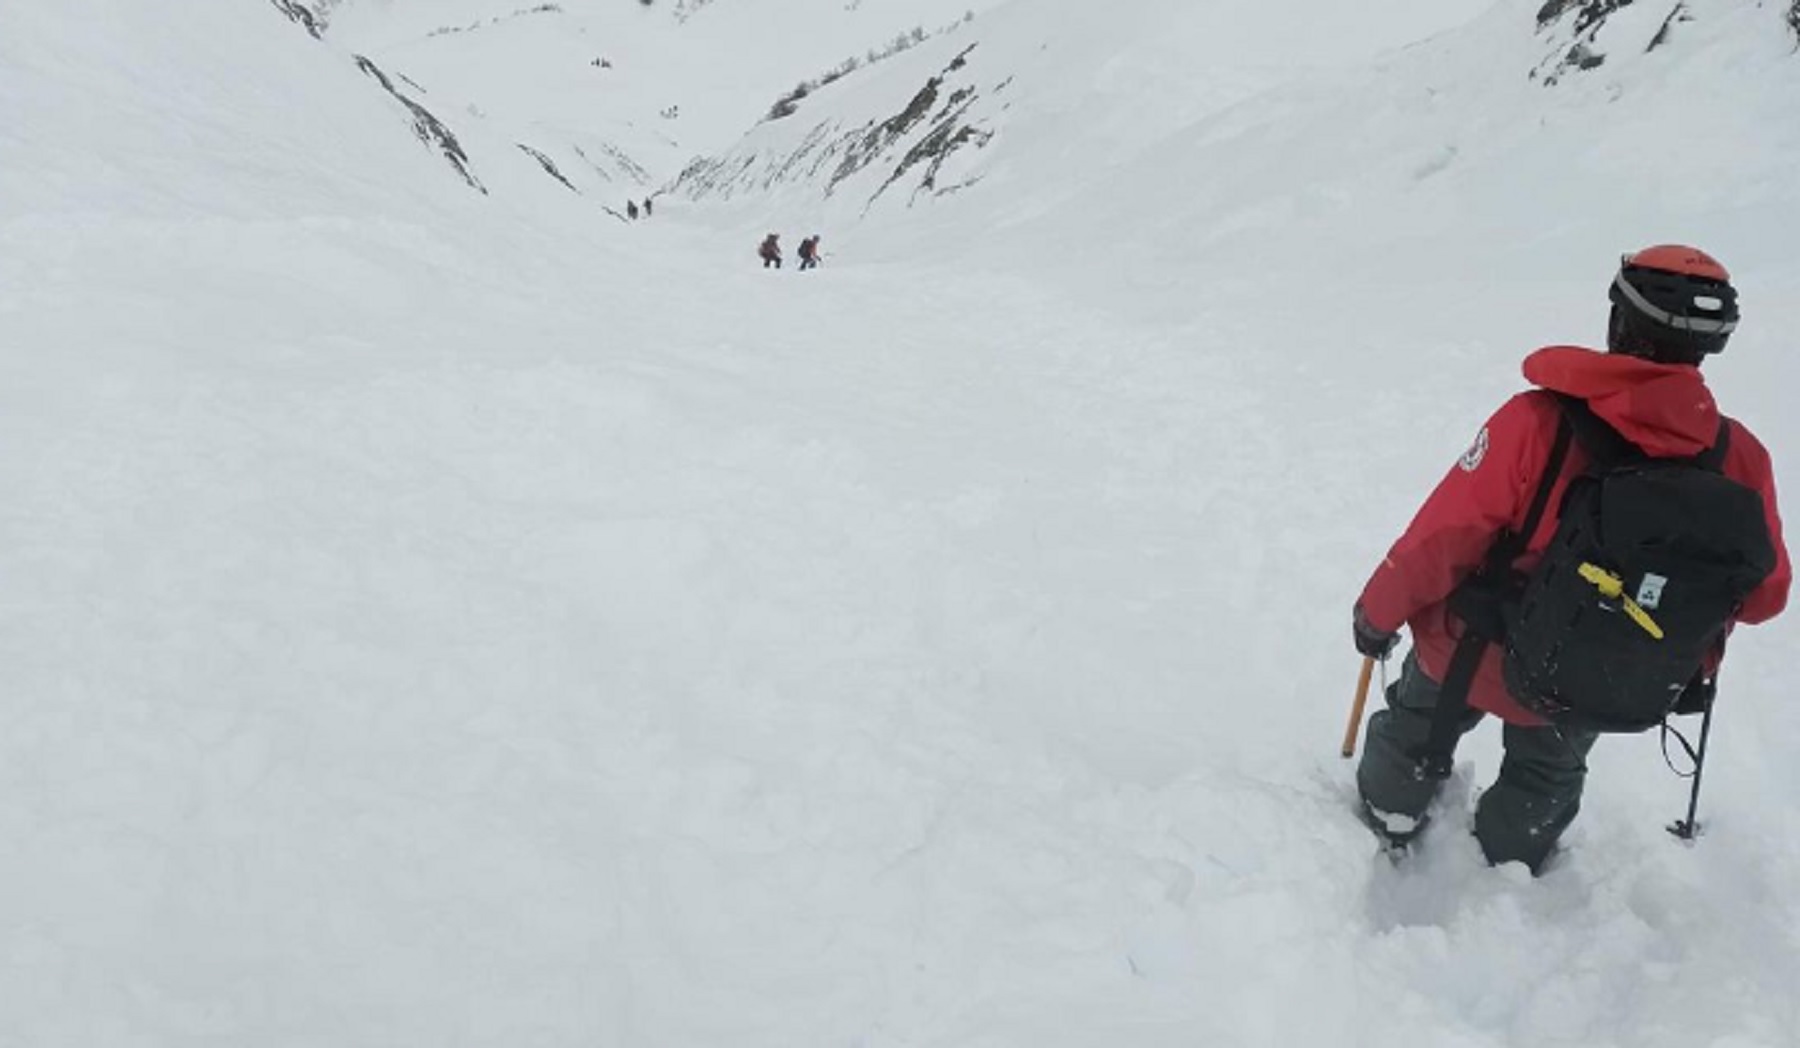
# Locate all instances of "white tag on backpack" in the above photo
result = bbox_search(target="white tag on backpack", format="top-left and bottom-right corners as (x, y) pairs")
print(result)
(1637, 573), (1667, 610)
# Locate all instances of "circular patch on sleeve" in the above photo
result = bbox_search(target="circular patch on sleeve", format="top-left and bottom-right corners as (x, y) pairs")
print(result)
(1459, 426), (1489, 473)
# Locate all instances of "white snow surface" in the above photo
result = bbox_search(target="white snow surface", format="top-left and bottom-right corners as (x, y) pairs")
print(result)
(4, 0), (1800, 1045)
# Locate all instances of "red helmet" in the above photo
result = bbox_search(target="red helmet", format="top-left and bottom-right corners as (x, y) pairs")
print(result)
(1607, 244), (1738, 363)
(1621, 244), (1730, 282)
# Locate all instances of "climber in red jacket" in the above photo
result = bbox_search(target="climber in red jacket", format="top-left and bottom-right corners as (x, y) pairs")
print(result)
(1352, 245), (1789, 872)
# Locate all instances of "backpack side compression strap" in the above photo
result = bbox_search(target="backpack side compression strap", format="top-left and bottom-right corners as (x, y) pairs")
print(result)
(1412, 408), (1574, 780)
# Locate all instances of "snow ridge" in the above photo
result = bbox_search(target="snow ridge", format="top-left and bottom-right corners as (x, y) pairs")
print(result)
(353, 54), (487, 193)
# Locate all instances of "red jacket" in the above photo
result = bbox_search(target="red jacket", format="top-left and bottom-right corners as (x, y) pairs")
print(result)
(1359, 346), (1791, 724)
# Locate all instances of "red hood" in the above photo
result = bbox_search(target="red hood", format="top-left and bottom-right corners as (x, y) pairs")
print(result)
(1522, 346), (1720, 457)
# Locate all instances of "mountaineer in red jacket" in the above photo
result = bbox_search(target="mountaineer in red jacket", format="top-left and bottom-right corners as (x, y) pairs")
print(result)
(1352, 245), (1790, 871)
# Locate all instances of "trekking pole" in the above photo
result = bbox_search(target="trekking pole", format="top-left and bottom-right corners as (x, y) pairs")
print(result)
(1668, 696), (1716, 841)
(1340, 656), (1376, 758)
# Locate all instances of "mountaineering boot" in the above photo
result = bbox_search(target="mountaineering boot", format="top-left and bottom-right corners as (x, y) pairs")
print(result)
(1472, 721), (1597, 874)
(1354, 653), (1482, 847)
(1359, 797), (1427, 853)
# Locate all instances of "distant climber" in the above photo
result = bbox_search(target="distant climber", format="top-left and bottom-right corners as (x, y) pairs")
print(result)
(627, 200), (640, 220)
(797, 235), (822, 271)
(759, 233), (782, 269)
(643, 197), (654, 217)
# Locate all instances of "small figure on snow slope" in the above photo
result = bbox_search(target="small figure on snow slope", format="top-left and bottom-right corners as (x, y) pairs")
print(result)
(759, 232), (783, 269)
(798, 234), (822, 271)
(1351, 245), (1790, 874)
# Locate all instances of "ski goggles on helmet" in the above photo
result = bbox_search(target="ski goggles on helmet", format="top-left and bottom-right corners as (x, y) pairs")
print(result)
(1612, 254), (1738, 337)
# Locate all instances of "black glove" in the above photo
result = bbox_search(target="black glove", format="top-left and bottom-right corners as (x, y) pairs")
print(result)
(1673, 675), (1716, 716)
(1353, 604), (1399, 659)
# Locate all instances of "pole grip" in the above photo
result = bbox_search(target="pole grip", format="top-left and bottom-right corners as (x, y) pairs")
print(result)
(1341, 656), (1376, 758)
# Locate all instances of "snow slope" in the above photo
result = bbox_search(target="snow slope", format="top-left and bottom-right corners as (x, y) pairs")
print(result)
(4, 0), (1799, 1045)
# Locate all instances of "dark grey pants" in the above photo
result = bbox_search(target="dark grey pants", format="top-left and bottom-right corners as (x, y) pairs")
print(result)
(1356, 653), (1598, 872)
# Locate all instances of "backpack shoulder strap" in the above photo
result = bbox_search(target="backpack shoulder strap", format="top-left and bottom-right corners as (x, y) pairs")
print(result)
(1417, 400), (1575, 780)
(1483, 397), (1575, 572)
(1695, 417), (1732, 473)
(1516, 404), (1574, 557)
(1553, 392), (1640, 470)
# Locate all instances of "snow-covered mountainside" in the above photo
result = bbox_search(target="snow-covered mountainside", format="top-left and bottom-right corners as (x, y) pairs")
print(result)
(667, 0), (1800, 273)
(1533, 0), (1798, 82)
(269, 0), (1800, 242)
(5, 0), (1800, 1045)
(268, 0), (1014, 211)
(667, 0), (1501, 219)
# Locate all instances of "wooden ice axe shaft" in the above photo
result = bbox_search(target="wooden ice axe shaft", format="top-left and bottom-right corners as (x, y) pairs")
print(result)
(1341, 656), (1376, 758)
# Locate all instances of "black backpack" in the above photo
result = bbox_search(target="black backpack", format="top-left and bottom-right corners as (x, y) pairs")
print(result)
(1499, 395), (1777, 732)
(1416, 393), (1776, 777)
